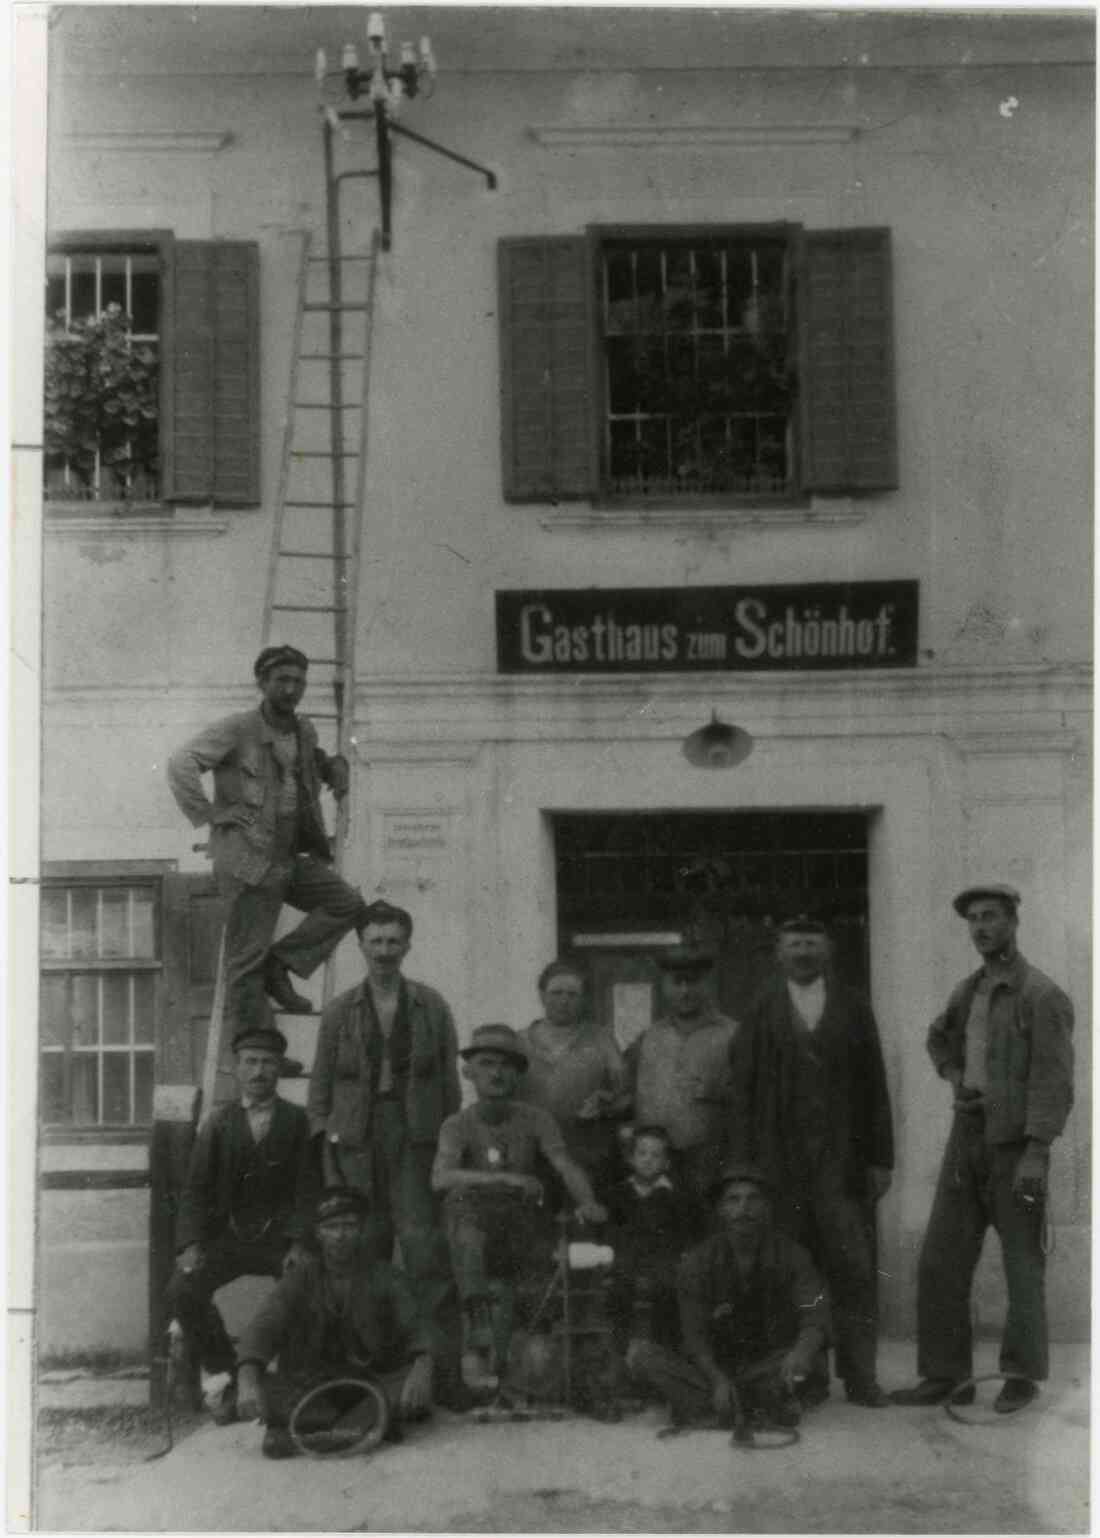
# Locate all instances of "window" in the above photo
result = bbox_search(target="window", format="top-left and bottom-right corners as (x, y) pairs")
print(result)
(498, 225), (897, 506)
(42, 233), (262, 509)
(45, 245), (162, 502)
(39, 881), (160, 1127)
(602, 235), (793, 496)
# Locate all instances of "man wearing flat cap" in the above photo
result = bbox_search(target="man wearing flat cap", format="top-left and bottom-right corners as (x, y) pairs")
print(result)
(167, 646), (365, 1032)
(727, 914), (893, 1407)
(627, 1163), (829, 1431)
(626, 948), (740, 1199)
(893, 884), (1074, 1414)
(166, 1016), (318, 1423)
(236, 1186), (439, 1459)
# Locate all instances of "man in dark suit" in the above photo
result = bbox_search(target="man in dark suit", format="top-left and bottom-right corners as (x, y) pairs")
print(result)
(166, 1018), (317, 1423)
(728, 915), (894, 1407)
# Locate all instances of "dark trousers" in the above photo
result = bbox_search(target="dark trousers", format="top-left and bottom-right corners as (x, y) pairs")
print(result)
(165, 1234), (287, 1374)
(321, 1107), (457, 1346)
(221, 843), (363, 1030)
(442, 1188), (549, 1306)
(627, 1338), (791, 1422)
(781, 1180), (877, 1389)
(917, 1115), (1048, 1383)
(605, 1272), (681, 1353)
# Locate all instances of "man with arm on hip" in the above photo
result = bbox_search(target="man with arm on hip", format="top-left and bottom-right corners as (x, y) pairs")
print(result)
(892, 884), (1074, 1414)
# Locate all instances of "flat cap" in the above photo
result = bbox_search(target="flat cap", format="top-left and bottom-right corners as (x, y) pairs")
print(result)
(952, 883), (1021, 917)
(314, 1186), (369, 1224)
(231, 1023), (289, 1057)
(254, 644), (308, 680)
(709, 1162), (775, 1202)
(459, 1022), (529, 1069)
(656, 946), (716, 975)
(777, 914), (827, 936)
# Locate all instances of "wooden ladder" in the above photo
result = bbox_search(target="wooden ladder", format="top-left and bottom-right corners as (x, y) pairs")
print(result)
(200, 115), (382, 1115)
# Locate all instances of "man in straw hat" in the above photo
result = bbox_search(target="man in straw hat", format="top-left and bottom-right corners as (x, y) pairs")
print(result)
(432, 1023), (608, 1393)
(167, 645), (365, 1031)
(892, 884), (1074, 1414)
(626, 1163), (828, 1432)
(166, 1015), (317, 1424)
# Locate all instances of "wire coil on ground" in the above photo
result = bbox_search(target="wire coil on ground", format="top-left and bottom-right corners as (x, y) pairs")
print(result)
(288, 1376), (390, 1458)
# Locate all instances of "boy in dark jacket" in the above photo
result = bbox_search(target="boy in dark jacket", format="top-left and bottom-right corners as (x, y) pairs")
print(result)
(604, 1125), (704, 1352)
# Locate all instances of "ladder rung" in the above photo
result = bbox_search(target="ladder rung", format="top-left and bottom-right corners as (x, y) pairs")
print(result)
(278, 549), (344, 560)
(292, 450), (359, 459)
(292, 402), (362, 410)
(299, 353), (366, 361)
(303, 302), (370, 312)
(284, 500), (355, 509)
(272, 603), (347, 614)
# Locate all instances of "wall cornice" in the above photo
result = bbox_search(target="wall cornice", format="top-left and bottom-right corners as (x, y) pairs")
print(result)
(528, 123), (860, 149)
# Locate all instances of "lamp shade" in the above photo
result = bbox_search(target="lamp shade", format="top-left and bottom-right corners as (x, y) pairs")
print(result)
(681, 711), (754, 770)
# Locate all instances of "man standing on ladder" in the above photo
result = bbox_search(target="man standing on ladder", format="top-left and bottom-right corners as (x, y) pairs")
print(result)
(167, 645), (365, 1034)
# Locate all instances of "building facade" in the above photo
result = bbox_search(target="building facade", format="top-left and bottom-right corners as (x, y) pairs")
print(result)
(24, 7), (1092, 1353)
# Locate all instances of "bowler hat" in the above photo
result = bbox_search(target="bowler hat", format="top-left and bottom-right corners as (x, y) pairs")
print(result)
(314, 1186), (369, 1224)
(459, 1023), (529, 1070)
(656, 946), (715, 975)
(952, 882), (1021, 918)
(709, 1162), (775, 1202)
(231, 1023), (289, 1057)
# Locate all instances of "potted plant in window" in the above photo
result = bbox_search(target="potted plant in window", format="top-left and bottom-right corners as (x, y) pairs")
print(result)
(43, 302), (159, 502)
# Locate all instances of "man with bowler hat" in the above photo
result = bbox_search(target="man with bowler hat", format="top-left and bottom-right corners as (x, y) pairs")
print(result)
(167, 645), (365, 1032)
(729, 914), (893, 1406)
(892, 883), (1074, 1414)
(626, 1163), (829, 1431)
(627, 947), (740, 1198)
(166, 1016), (318, 1423)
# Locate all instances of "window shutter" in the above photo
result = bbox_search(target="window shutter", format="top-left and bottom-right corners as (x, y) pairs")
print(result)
(159, 872), (225, 1086)
(163, 241), (261, 505)
(798, 228), (898, 493)
(499, 237), (596, 501)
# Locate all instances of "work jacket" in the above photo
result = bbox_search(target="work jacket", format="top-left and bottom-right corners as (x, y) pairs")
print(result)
(926, 952), (1074, 1146)
(677, 1225), (829, 1375)
(175, 1096), (316, 1251)
(236, 1250), (437, 1378)
(167, 706), (343, 886)
(731, 976), (894, 1199)
(307, 977), (460, 1149)
(628, 1009), (740, 1151)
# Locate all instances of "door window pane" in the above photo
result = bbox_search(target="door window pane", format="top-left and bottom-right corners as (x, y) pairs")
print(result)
(101, 973), (130, 1044)
(130, 889), (156, 958)
(71, 1054), (99, 1123)
(40, 1053), (66, 1123)
(134, 1053), (155, 1124)
(99, 888), (131, 957)
(39, 975), (69, 1047)
(71, 974), (99, 1047)
(40, 889), (70, 958)
(133, 973), (156, 1043)
(102, 1054), (130, 1124)
(69, 889), (98, 959)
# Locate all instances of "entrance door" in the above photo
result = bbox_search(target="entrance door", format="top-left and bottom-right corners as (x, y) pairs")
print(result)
(554, 811), (869, 1050)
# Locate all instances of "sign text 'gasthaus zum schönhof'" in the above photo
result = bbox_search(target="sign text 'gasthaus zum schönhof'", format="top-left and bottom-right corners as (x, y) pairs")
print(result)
(496, 582), (919, 674)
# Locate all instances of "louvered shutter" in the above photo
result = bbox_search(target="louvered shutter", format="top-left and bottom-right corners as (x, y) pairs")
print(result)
(499, 237), (596, 501)
(162, 241), (261, 505)
(159, 871), (225, 1086)
(798, 228), (898, 493)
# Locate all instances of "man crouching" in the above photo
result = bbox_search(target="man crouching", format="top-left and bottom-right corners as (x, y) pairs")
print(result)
(235, 1188), (437, 1459)
(628, 1164), (829, 1432)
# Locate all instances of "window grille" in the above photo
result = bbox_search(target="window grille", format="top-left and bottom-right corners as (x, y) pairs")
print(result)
(39, 882), (160, 1127)
(600, 236), (793, 497)
(44, 247), (161, 502)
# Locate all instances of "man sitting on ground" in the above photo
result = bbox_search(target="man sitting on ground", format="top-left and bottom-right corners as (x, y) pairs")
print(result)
(236, 1187), (437, 1459)
(166, 1017), (316, 1424)
(431, 1023), (608, 1393)
(627, 1164), (829, 1432)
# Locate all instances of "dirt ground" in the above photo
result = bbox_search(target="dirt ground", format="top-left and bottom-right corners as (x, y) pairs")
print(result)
(32, 1341), (1090, 1534)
